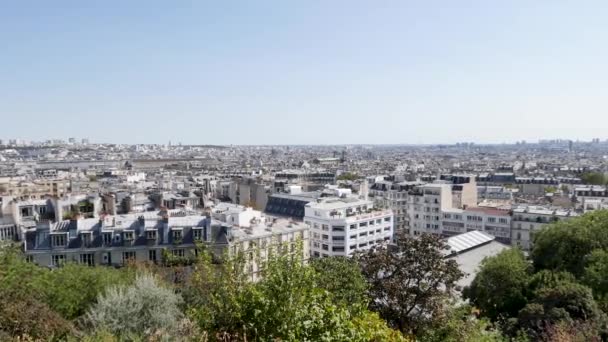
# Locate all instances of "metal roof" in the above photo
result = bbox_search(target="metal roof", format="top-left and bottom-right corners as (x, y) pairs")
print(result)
(446, 230), (494, 255)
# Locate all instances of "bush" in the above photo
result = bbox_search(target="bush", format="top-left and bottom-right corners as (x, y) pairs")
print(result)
(85, 274), (184, 338)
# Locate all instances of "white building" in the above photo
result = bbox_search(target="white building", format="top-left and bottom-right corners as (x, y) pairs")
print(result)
(305, 197), (393, 257)
(511, 206), (578, 250)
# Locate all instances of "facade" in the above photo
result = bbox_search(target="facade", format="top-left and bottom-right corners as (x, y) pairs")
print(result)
(369, 180), (422, 235)
(305, 197), (393, 257)
(23, 206), (309, 281)
(510, 206), (578, 250)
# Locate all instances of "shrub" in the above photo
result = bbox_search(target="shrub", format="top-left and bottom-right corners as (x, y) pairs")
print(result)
(85, 274), (184, 338)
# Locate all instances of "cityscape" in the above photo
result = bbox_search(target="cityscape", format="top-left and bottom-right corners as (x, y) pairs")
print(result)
(3, 1), (608, 341)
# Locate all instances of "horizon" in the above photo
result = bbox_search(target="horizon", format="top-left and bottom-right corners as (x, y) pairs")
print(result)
(2, 2), (608, 144)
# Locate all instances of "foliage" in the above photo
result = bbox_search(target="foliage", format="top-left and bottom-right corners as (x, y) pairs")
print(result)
(464, 249), (531, 322)
(85, 274), (184, 338)
(417, 304), (505, 342)
(531, 210), (608, 277)
(35, 263), (134, 320)
(581, 172), (608, 185)
(185, 245), (250, 335)
(0, 286), (74, 340)
(516, 282), (607, 340)
(582, 249), (608, 311)
(337, 172), (359, 181)
(358, 231), (464, 334)
(311, 256), (369, 314)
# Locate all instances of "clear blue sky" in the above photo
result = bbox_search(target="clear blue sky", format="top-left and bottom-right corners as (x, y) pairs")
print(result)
(1, 1), (607, 145)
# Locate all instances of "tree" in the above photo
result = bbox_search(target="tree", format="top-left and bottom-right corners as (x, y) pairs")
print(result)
(516, 282), (606, 340)
(34, 263), (134, 320)
(0, 290), (74, 340)
(358, 231), (463, 334)
(416, 304), (505, 342)
(311, 256), (368, 314)
(85, 274), (184, 338)
(582, 249), (608, 311)
(581, 172), (608, 186)
(531, 210), (608, 277)
(464, 248), (531, 322)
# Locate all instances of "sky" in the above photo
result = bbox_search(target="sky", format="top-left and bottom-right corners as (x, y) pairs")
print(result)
(1, 1), (608, 145)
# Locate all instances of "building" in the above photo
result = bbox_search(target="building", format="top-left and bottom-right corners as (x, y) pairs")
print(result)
(369, 180), (422, 234)
(445, 230), (511, 289)
(229, 177), (270, 211)
(305, 197), (393, 257)
(510, 205), (578, 250)
(23, 206), (309, 282)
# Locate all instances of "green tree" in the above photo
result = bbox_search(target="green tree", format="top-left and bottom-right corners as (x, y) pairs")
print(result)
(311, 256), (368, 314)
(464, 249), (531, 322)
(417, 304), (505, 342)
(35, 263), (133, 320)
(582, 249), (608, 311)
(0, 289), (74, 340)
(531, 210), (608, 277)
(516, 282), (606, 340)
(358, 231), (464, 334)
(581, 172), (608, 185)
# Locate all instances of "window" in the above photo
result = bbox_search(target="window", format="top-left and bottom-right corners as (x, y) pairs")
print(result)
(359, 231), (368, 237)
(173, 229), (183, 240)
(332, 225), (345, 232)
(322, 244), (329, 251)
(149, 250), (157, 262)
(322, 234), (329, 240)
(332, 236), (345, 241)
(350, 245), (357, 250)
(321, 224), (329, 231)
(369, 220), (375, 226)
(313, 251), (320, 257)
(313, 232), (320, 239)
(123, 251), (136, 262)
(487, 217), (496, 223)
(193, 228), (202, 241)
(313, 242), (320, 248)
(384, 227), (390, 231)
(332, 246), (345, 252)
(376, 219), (382, 224)
(25, 255), (34, 263)
(103, 233), (112, 246)
(146, 230), (157, 240)
(79, 253), (95, 266)
(384, 217), (390, 222)
(359, 222), (368, 227)
(499, 218), (508, 224)
(172, 249), (185, 257)
(349, 224), (356, 229)
(81, 232), (92, 246)
(51, 234), (67, 247)
(350, 234), (357, 239)
(358, 242), (368, 247)
(123, 231), (134, 240)
(52, 254), (66, 266)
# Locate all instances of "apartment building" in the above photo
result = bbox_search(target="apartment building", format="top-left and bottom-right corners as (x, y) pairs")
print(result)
(305, 197), (393, 257)
(511, 206), (578, 250)
(409, 183), (453, 236)
(23, 206), (309, 281)
(369, 180), (422, 235)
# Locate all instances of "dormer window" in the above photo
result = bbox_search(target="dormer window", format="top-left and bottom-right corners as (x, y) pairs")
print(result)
(51, 233), (67, 247)
(192, 228), (202, 241)
(123, 231), (134, 241)
(146, 230), (157, 240)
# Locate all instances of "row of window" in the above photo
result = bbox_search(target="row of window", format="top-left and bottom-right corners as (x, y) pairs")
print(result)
(48, 249), (187, 266)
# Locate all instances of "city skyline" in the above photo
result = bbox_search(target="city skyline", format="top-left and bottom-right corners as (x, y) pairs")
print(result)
(2, 1), (608, 144)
